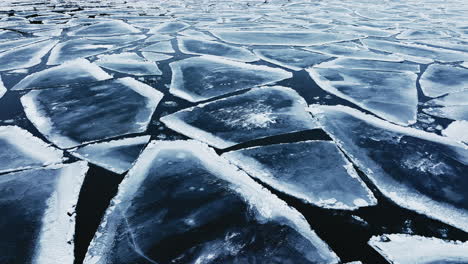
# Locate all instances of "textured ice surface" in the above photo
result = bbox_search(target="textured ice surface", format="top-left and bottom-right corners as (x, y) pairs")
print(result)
(47, 39), (115, 65)
(0, 39), (58, 71)
(419, 64), (468, 97)
(71, 135), (150, 174)
(223, 141), (376, 210)
(212, 31), (359, 46)
(308, 105), (468, 232)
(148, 21), (190, 34)
(68, 20), (140, 36)
(144, 34), (173, 43)
(315, 58), (420, 72)
(140, 41), (174, 53)
(443, 121), (468, 144)
(96, 53), (162, 76)
(423, 91), (468, 121)
(141, 52), (173, 62)
(12, 59), (111, 90)
(178, 29), (216, 40)
(303, 43), (403, 61)
(0, 161), (88, 264)
(0, 37), (49, 53)
(0, 76), (5, 99)
(83, 140), (339, 264)
(84, 34), (147, 44)
(369, 234), (468, 264)
(178, 37), (258, 62)
(308, 65), (418, 125)
(168, 56), (292, 102)
(0, 126), (64, 173)
(253, 48), (332, 71)
(161, 86), (317, 149)
(21, 77), (163, 148)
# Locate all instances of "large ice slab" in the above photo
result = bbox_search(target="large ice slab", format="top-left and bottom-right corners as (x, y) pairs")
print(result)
(0, 161), (88, 264)
(68, 20), (140, 36)
(308, 64), (418, 125)
(420, 64), (468, 97)
(423, 90), (468, 121)
(95, 53), (162, 76)
(369, 234), (468, 264)
(21, 77), (163, 149)
(223, 141), (376, 210)
(303, 43), (403, 61)
(140, 41), (175, 53)
(161, 86), (317, 149)
(443, 121), (468, 144)
(12, 58), (111, 90)
(148, 21), (190, 34)
(70, 135), (150, 174)
(83, 140), (339, 264)
(0, 37), (49, 53)
(141, 52), (173, 62)
(0, 126), (64, 173)
(211, 30), (360, 46)
(0, 39), (58, 71)
(253, 48), (332, 71)
(178, 37), (258, 62)
(314, 58), (420, 73)
(308, 105), (468, 232)
(47, 39), (116, 65)
(0, 76), (5, 99)
(168, 55), (292, 102)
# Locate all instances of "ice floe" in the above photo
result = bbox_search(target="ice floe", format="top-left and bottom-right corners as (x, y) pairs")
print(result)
(148, 21), (190, 34)
(12, 58), (111, 90)
(303, 43), (403, 62)
(423, 91), (468, 121)
(178, 37), (257, 62)
(253, 48), (332, 71)
(0, 76), (5, 99)
(0, 37), (50, 53)
(141, 52), (173, 62)
(443, 121), (468, 144)
(168, 55), (292, 102)
(0, 161), (88, 264)
(223, 141), (376, 210)
(70, 135), (150, 174)
(314, 58), (420, 72)
(369, 234), (468, 264)
(47, 39), (116, 65)
(21, 77), (163, 148)
(161, 86), (317, 149)
(84, 34), (147, 44)
(308, 105), (468, 232)
(420, 64), (468, 97)
(140, 40), (174, 53)
(144, 34), (173, 43)
(68, 20), (140, 36)
(0, 39), (58, 71)
(95, 52), (162, 76)
(83, 140), (339, 264)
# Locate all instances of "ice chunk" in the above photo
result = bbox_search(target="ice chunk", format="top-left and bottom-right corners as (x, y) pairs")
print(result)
(0, 161), (88, 264)
(223, 141), (376, 210)
(308, 66), (418, 125)
(178, 29), (216, 40)
(423, 106), (468, 121)
(12, 58), (111, 90)
(397, 29), (452, 40)
(68, 20), (140, 36)
(308, 105), (468, 232)
(420, 64), (468, 97)
(161, 86), (317, 149)
(47, 39), (115, 65)
(95, 53), (162, 76)
(315, 58), (420, 72)
(253, 48), (332, 71)
(70, 135), (150, 174)
(303, 43), (403, 62)
(0, 39), (58, 71)
(21, 77), (163, 149)
(212, 30), (360, 46)
(144, 34), (173, 43)
(84, 34), (147, 44)
(0, 126), (64, 173)
(148, 21), (190, 34)
(369, 234), (468, 264)
(141, 52), (173, 61)
(0, 37), (50, 52)
(425, 90), (468, 107)
(83, 140), (339, 264)
(0, 30), (23, 42)
(178, 37), (258, 62)
(0, 76), (5, 99)
(140, 40), (174, 53)
(168, 55), (292, 102)
(443, 121), (468, 144)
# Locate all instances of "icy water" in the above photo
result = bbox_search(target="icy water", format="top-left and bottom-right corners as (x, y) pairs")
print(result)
(0, 0), (467, 264)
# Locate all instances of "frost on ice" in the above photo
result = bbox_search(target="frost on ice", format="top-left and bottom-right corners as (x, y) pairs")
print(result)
(12, 59), (111, 90)
(0, 39), (58, 71)
(0, 126), (64, 173)
(0, 161), (88, 264)
(95, 53), (162, 76)
(70, 135), (150, 174)
(419, 64), (468, 98)
(178, 37), (258, 62)
(21, 77), (163, 149)
(83, 140), (339, 264)
(309, 105), (468, 232)
(253, 48), (332, 71)
(161, 86), (318, 149)
(223, 141), (376, 210)
(369, 234), (468, 264)
(168, 56), (292, 102)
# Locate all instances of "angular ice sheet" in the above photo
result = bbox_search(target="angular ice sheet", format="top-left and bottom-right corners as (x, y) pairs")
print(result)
(12, 58), (111, 90)
(369, 234), (468, 264)
(308, 105), (468, 232)
(420, 64), (468, 97)
(96, 53), (162, 76)
(212, 30), (360, 46)
(0, 39), (58, 71)
(223, 141), (376, 210)
(423, 106), (468, 121)
(303, 43), (403, 62)
(71, 135), (150, 174)
(141, 52), (173, 61)
(47, 39), (116, 65)
(144, 34), (173, 43)
(315, 58), (420, 72)
(0, 126), (64, 173)
(253, 48), (332, 71)
(21, 77), (163, 148)
(148, 21), (190, 34)
(83, 140), (339, 264)
(161, 86), (317, 149)
(140, 41), (174, 53)
(308, 66), (418, 125)
(85, 34), (147, 44)
(169, 55), (292, 102)
(443, 121), (468, 144)
(0, 161), (88, 264)
(0, 76), (5, 99)
(178, 37), (258, 62)
(68, 20), (140, 36)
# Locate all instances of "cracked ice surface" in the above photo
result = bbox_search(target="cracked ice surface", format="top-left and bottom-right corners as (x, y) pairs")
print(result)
(253, 48), (332, 71)
(95, 53), (162, 76)
(84, 140), (339, 264)
(0, 39), (58, 71)
(309, 105), (468, 232)
(161, 86), (318, 149)
(21, 77), (163, 149)
(419, 64), (468, 98)
(178, 37), (258, 62)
